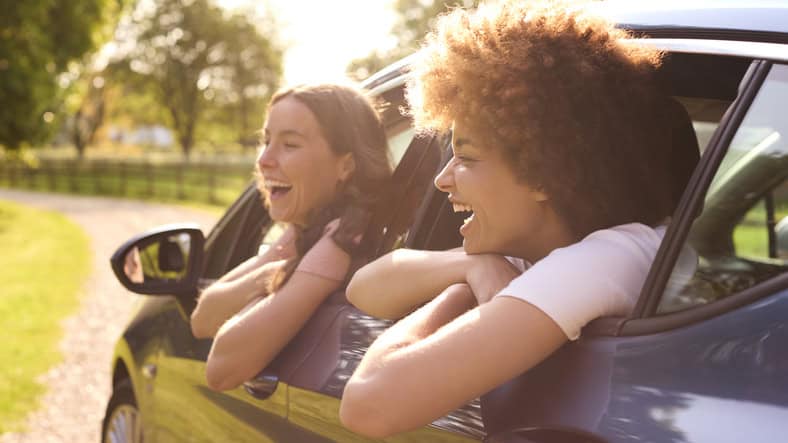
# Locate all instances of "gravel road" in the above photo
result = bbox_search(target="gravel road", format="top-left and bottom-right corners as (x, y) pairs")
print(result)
(0, 189), (220, 443)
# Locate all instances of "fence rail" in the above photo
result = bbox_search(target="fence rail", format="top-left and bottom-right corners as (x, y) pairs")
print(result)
(0, 158), (255, 207)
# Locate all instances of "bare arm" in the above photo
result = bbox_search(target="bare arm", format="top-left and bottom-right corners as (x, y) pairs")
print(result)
(190, 226), (296, 338)
(339, 287), (568, 438)
(346, 248), (519, 319)
(345, 248), (471, 319)
(205, 269), (346, 391)
(190, 256), (286, 338)
(204, 223), (351, 391)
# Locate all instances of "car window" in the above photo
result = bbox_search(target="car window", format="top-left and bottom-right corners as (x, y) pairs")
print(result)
(202, 185), (262, 279)
(658, 64), (788, 314)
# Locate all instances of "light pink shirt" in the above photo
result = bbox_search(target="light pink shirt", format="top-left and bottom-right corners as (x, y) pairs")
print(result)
(495, 223), (666, 340)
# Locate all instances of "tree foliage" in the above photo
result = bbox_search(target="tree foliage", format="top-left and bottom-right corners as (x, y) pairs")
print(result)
(115, 0), (283, 156)
(347, 0), (478, 81)
(0, 0), (127, 150)
(69, 75), (107, 158)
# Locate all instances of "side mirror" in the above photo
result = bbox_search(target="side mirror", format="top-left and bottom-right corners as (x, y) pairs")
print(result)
(110, 224), (205, 295)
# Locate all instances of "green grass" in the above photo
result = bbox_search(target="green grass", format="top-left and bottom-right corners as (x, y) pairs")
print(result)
(734, 224), (769, 258)
(732, 199), (788, 259)
(0, 201), (91, 434)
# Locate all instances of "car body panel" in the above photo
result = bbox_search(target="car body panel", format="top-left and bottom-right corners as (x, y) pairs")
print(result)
(483, 287), (788, 442)
(149, 297), (293, 442)
(597, 1), (788, 36)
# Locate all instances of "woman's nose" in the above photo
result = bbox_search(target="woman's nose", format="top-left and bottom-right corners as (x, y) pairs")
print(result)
(434, 158), (455, 193)
(257, 144), (277, 170)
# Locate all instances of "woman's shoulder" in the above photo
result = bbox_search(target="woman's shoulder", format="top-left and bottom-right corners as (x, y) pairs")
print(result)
(579, 222), (667, 261)
(296, 218), (351, 281)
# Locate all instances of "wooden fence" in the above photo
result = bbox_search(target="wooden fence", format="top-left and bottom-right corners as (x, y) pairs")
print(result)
(0, 158), (255, 207)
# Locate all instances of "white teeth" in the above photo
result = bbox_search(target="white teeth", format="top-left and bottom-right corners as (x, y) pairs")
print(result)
(452, 203), (473, 213)
(264, 180), (292, 189)
(464, 214), (473, 225)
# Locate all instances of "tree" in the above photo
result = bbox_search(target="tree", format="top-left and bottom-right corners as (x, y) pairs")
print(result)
(347, 0), (478, 81)
(0, 0), (127, 150)
(222, 13), (282, 148)
(67, 75), (107, 158)
(117, 0), (282, 157)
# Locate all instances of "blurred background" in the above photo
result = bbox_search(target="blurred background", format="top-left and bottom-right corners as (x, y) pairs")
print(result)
(0, 0), (477, 208)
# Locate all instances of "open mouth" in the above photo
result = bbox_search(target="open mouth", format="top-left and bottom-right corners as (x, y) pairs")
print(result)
(264, 179), (292, 200)
(452, 203), (474, 228)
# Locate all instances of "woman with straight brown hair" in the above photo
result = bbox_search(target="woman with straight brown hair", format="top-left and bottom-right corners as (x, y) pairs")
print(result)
(190, 83), (392, 391)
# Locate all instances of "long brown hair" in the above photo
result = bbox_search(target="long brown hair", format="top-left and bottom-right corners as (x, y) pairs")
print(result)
(260, 84), (393, 291)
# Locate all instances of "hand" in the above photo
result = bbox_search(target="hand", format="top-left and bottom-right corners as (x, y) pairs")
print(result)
(465, 255), (520, 305)
(252, 259), (288, 296)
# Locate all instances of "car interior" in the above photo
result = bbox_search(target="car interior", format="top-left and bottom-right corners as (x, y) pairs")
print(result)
(660, 63), (788, 313)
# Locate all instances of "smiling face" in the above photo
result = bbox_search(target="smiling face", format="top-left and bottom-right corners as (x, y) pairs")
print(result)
(257, 96), (354, 226)
(434, 123), (572, 261)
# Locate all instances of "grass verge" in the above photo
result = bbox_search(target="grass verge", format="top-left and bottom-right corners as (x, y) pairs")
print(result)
(0, 200), (91, 434)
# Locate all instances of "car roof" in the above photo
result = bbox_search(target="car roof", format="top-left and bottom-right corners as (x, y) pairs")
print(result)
(593, 0), (788, 40)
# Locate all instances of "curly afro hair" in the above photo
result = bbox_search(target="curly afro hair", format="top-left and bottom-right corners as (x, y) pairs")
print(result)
(407, 0), (679, 239)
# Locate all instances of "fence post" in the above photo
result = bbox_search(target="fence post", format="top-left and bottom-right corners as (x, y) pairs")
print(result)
(9, 161), (16, 187)
(46, 161), (56, 191)
(209, 163), (218, 204)
(146, 160), (155, 197)
(91, 160), (98, 194)
(69, 160), (78, 192)
(176, 161), (185, 200)
(25, 163), (34, 189)
(119, 161), (127, 196)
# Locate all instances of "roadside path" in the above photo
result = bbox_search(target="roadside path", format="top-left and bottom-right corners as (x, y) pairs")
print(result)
(0, 190), (220, 443)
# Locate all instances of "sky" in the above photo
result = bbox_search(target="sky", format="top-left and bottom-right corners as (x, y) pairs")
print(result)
(216, 0), (399, 85)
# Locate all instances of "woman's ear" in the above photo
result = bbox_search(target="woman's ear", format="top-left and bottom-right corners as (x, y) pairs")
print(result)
(338, 152), (356, 182)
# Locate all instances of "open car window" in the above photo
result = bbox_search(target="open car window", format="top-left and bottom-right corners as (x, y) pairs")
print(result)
(658, 64), (788, 314)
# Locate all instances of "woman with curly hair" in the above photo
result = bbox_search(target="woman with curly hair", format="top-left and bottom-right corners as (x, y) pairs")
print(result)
(190, 84), (392, 391)
(340, 0), (684, 438)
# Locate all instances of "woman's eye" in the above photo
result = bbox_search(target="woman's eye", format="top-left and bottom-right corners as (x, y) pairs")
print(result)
(284, 142), (300, 149)
(455, 155), (475, 164)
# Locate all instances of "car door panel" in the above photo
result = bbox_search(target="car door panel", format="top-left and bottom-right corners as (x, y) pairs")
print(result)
(483, 287), (788, 443)
(151, 298), (291, 443)
(602, 288), (788, 443)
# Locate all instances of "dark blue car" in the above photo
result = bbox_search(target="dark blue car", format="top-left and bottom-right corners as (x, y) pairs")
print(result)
(103, 1), (788, 441)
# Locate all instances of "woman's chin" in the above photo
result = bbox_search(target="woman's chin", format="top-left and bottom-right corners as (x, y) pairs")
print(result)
(462, 239), (481, 255)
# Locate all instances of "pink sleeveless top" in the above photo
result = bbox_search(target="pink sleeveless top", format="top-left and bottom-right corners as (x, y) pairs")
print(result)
(257, 219), (349, 282)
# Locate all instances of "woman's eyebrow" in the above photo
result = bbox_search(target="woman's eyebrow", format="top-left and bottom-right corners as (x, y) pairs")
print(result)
(268, 128), (306, 138)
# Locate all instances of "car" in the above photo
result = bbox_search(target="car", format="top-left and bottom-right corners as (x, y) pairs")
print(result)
(102, 2), (788, 442)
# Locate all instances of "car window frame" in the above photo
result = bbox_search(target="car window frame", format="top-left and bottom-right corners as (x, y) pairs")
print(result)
(617, 59), (776, 336)
(201, 183), (264, 280)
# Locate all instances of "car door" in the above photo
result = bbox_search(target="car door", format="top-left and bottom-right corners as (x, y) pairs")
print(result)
(147, 184), (308, 443)
(480, 60), (788, 442)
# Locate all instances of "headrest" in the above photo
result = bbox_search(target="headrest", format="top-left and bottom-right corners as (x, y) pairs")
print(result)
(666, 97), (701, 210)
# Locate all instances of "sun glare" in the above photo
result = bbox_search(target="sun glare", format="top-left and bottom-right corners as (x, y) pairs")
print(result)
(217, 0), (398, 85)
